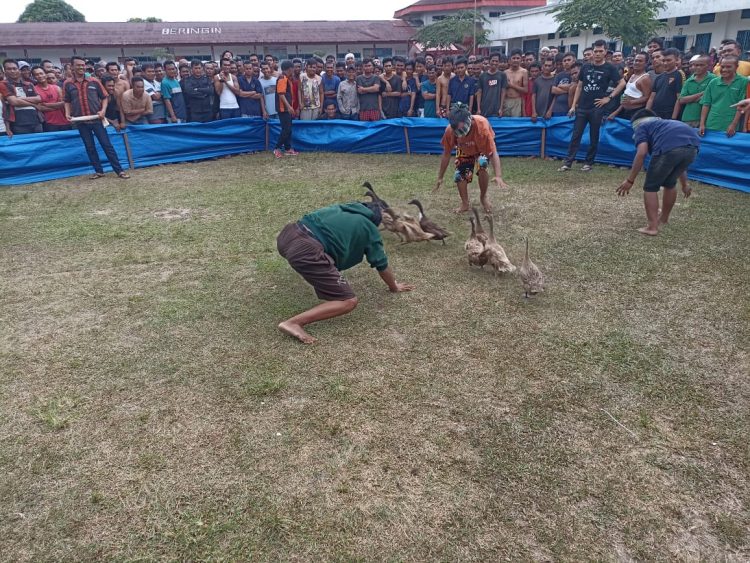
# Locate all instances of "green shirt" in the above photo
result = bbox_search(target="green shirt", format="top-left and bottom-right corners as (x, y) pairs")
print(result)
(300, 203), (388, 272)
(700, 74), (748, 131)
(679, 73), (715, 122)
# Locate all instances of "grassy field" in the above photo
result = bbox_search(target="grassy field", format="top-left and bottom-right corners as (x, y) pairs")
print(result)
(1, 153), (749, 560)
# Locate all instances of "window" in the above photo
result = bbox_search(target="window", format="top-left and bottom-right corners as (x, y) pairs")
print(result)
(699, 13), (715, 23)
(432, 15), (446, 21)
(489, 11), (505, 17)
(522, 38), (540, 53)
(559, 31), (567, 38)
(547, 33), (556, 40)
(694, 33), (711, 53)
(738, 30), (750, 53)
(659, 18), (668, 23)
(593, 26), (603, 35)
(675, 16), (691, 25)
(742, 9), (750, 19)
(571, 30), (580, 37)
(569, 44), (579, 56)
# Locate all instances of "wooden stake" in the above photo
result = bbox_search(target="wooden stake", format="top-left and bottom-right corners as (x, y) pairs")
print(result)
(540, 128), (546, 159)
(122, 132), (135, 170)
(404, 126), (411, 155)
(265, 122), (270, 151)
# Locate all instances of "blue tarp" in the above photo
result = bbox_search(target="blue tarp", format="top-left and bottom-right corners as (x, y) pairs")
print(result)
(0, 116), (748, 192)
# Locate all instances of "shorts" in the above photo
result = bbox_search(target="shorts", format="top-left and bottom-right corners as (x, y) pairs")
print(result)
(276, 223), (355, 301)
(454, 154), (489, 184)
(503, 97), (523, 117)
(644, 146), (698, 192)
(359, 109), (380, 122)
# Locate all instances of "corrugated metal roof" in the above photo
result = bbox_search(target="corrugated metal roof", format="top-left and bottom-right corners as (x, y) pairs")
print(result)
(394, 0), (545, 18)
(0, 20), (416, 47)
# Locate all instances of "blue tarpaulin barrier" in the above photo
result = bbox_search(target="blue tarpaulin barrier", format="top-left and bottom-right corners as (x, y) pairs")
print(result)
(0, 116), (747, 192)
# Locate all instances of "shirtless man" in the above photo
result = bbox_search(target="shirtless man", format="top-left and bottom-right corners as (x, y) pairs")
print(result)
(436, 57), (454, 117)
(503, 49), (528, 117)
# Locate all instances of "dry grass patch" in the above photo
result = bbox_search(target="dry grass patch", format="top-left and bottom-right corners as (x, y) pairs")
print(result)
(1, 153), (749, 560)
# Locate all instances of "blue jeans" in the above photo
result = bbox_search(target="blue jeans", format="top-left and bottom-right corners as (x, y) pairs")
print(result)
(76, 120), (123, 175)
(219, 108), (241, 119)
(564, 107), (606, 167)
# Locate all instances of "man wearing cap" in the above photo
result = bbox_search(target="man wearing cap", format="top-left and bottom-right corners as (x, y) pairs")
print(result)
(434, 103), (510, 214)
(1, 59), (43, 135)
(616, 109), (699, 236)
(276, 200), (415, 344)
(345, 53), (356, 66)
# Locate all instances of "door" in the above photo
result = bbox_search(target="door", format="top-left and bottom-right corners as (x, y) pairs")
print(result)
(737, 30), (750, 54)
(522, 38), (540, 53)
(694, 33), (711, 54)
(672, 36), (687, 51)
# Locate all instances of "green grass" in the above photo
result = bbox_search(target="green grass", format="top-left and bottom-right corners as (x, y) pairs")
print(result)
(1, 153), (749, 560)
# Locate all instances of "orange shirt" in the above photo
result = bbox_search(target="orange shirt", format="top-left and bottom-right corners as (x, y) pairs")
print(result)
(276, 75), (291, 113)
(440, 114), (497, 157)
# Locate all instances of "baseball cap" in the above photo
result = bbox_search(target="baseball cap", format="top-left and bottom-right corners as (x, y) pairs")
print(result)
(18, 61), (30, 69)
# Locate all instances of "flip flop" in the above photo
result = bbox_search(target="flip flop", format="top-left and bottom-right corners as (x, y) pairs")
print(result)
(117, 172), (130, 179)
(90, 173), (105, 179)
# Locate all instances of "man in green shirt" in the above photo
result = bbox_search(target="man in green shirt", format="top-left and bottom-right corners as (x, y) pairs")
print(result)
(699, 56), (748, 137)
(673, 55), (714, 126)
(276, 201), (415, 344)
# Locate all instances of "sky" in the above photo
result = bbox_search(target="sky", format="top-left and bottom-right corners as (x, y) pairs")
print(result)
(3, 0), (410, 22)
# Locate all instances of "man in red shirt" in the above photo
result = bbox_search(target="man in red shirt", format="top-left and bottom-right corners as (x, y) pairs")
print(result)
(32, 66), (70, 132)
(434, 103), (510, 213)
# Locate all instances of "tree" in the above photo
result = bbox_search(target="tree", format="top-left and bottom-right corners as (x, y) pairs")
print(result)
(127, 17), (163, 22)
(17, 0), (85, 22)
(552, 0), (666, 49)
(414, 11), (490, 54)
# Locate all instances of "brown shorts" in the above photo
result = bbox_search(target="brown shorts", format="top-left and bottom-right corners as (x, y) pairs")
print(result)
(276, 223), (355, 301)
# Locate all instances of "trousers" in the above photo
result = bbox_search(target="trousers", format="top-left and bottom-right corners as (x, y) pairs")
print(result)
(76, 120), (124, 175)
(564, 107), (606, 166)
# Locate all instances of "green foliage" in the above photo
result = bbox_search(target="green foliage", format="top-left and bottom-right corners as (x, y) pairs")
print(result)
(17, 0), (85, 22)
(415, 10), (490, 53)
(552, 0), (666, 48)
(127, 17), (163, 22)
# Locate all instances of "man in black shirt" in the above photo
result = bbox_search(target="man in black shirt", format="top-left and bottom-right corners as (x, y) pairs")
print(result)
(559, 40), (625, 171)
(647, 48), (683, 119)
(182, 60), (214, 123)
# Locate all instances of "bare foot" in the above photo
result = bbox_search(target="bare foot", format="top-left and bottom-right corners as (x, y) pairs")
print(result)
(454, 205), (470, 214)
(638, 226), (659, 236)
(658, 215), (669, 226)
(278, 321), (318, 344)
(480, 198), (493, 213)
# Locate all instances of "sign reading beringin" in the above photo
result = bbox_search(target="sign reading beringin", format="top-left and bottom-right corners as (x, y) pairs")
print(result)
(162, 27), (222, 35)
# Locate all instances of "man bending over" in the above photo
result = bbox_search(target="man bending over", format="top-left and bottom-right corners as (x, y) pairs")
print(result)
(276, 201), (414, 344)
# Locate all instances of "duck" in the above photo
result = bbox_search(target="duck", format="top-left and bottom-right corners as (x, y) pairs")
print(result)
(408, 199), (451, 245)
(471, 207), (489, 245)
(465, 215), (487, 268)
(362, 182), (434, 244)
(481, 214), (516, 275)
(519, 237), (545, 298)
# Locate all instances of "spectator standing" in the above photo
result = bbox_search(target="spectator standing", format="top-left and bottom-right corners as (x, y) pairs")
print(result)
(356, 59), (382, 121)
(300, 59), (323, 120)
(63, 55), (128, 179)
(674, 55), (713, 127)
(560, 39), (626, 172)
(712, 41), (750, 77)
(141, 64), (165, 124)
(120, 77), (153, 125)
(608, 52), (652, 121)
(647, 48), (682, 120)
(380, 58), (402, 119)
(183, 60), (214, 123)
(436, 57), (453, 117)
(400, 61), (418, 117)
(321, 61), (341, 111)
(524, 63), (540, 118)
(214, 59), (241, 119)
(421, 66), (438, 117)
(549, 52), (576, 116)
(259, 62), (278, 119)
(531, 59), (556, 121)
(503, 50), (527, 117)
(1, 59), (43, 135)
(32, 66), (70, 132)
(237, 61), (264, 118)
(273, 60), (298, 158)
(337, 66), (359, 120)
(476, 52), (507, 118)
(447, 57), (477, 109)
(699, 57), (747, 137)
(161, 61), (187, 123)
(101, 76), (122, 129)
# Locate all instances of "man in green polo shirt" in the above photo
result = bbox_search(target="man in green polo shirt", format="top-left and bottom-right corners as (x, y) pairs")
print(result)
(699, 56), (748, 137)
(673, 55), (714, 126)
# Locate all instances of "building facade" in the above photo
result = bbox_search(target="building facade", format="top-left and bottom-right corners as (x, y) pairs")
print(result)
(0, 20), (415, 66)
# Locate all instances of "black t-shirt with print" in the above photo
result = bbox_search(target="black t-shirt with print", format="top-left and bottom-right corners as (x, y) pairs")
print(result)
(577, 62), (621, 110)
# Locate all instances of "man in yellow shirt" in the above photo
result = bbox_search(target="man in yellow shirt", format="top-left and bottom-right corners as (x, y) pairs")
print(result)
(713, 40), (750, 77)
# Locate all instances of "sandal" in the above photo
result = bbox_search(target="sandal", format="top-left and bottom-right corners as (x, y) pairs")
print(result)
(90, 173), (105, 179)
(117, 172), (131, 179)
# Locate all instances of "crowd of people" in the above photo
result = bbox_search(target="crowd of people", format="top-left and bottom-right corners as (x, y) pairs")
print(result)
(1, 38), (749, 174)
